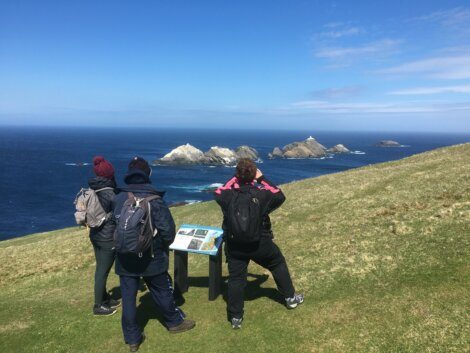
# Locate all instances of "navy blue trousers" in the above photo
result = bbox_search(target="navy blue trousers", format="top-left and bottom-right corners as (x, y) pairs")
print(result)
(120, 273), (185, 344)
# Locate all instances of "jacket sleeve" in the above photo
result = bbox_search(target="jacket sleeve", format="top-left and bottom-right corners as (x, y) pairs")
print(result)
(257, 176), (286, 214)
(214, 176), (238, 210)
(151, 198), (176, 245)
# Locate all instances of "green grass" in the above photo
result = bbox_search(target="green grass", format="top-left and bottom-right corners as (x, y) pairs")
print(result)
(1, 144), (469, 353)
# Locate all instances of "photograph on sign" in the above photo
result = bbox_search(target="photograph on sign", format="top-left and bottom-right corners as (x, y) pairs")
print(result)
(170, 224), (223, 255)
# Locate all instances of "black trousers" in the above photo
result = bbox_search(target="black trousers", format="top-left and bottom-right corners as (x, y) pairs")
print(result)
(92, 241), (116, 305)
(226, 237), (295, 319)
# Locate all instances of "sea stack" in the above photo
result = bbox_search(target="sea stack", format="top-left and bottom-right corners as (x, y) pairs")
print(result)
(376, 140), (401, 147)
(235, 145), (259, 160)
(269, 136), (327, 159)
(158, 144), (205, 165)
(327, 144), (350, 153)
(203, 147), (238, 165)
(154, 144), (259, 166)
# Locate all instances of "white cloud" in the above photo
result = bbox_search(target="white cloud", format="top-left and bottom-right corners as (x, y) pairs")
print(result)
(312, 85), (363, 99)
(319, 27), (361, 38)
(389, 84), (470, 95)
(315, 39), (400, 59)
(378, 54), (470, 79)
(314, 40), (401, 68)
(414, 7), (470, 28)
(288, 100), (470, 114)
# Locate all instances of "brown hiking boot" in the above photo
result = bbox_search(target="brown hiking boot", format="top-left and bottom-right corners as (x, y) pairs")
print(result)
(129, 334), (145, 352)
(168, 319), (196, 333)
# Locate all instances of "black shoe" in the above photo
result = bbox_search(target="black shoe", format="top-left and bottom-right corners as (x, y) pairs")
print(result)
(285, 293), (304, 309)
(93, 304), (117, 316)
(105, 298), (121, 308)
(231, 317), (243, 329)
(168, 319), (196, 333)
(129, 334), (145, 352)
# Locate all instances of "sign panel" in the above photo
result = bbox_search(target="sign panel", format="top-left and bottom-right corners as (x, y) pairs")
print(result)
(170, 224), (223, 256)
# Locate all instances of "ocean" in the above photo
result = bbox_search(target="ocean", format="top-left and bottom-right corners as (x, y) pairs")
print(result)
(0, 126), (468, 240)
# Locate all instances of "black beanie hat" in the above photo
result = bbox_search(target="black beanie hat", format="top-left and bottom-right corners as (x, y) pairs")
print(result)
(128, 156), (151, 176)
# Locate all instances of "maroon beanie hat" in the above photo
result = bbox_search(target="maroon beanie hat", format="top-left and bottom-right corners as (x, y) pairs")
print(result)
(93, 156), (115, 179)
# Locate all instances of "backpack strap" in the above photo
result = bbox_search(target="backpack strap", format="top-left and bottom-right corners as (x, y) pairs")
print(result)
(95, 187), (114, 193)
(138, 195), (161, 258)
(143, 195), (161, 236)
(144, 195), (161, 202)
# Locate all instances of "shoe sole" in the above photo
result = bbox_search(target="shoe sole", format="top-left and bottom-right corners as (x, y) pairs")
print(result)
(168, 324), (196, 334)
(93, 310), (117, 316)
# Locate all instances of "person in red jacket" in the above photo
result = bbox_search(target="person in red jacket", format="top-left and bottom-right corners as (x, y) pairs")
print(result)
(214, 158), (303, 329)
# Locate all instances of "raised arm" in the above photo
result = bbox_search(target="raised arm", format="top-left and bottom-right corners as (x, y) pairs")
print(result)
(257, 174), (286, 213)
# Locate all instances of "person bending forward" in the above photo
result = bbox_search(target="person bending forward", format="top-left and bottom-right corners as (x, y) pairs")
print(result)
(214, 158), (304, 329)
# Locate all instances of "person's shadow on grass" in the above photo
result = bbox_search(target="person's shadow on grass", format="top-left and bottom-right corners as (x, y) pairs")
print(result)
(186, 273), (285, 305)
(135, 292), (167, 330)
(221, 273), (286, 306)
(135, 273), (284, 331)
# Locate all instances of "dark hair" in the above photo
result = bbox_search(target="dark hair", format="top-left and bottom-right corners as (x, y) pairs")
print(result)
(236, 158), (257, 184)
(128, 156), (151, 176)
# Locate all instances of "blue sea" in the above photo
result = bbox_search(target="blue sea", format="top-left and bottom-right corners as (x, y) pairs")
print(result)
(0, 126), (468, 240)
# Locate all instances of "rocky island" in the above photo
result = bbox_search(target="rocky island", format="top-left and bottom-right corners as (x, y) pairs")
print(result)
(269, 137), (350, 159)
(376, 140), (401, 147)
(327, 144), (350, 153)
(154, 144), (259, 166)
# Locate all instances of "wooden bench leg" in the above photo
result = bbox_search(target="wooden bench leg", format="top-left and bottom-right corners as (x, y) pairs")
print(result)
(174, 250), (188, 294)
(208, 247), (222, 301)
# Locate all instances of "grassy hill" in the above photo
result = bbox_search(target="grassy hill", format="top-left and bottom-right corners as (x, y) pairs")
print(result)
(0, 144), (469, 353)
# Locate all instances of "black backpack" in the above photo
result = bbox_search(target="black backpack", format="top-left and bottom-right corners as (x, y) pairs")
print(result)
(226, 188), (262, 243)
(114, 192), (160, 257)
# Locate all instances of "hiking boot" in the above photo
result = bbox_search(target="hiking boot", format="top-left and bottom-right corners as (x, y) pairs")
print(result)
(106, 298), (121, 308)
(129, 334), (145, 352)
(231, 317), (243, 329)
(93, 304), (117, 316)
(285, 293), (304, 309)
(168, 319), (196, 333)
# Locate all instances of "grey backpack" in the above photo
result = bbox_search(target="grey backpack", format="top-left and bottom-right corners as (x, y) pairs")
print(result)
(74, 187), (113, 228)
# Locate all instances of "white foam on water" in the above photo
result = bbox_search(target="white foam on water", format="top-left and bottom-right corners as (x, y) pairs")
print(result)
(65, 162), (90, 166)
(171, 183), (224, 193)
(184, 200), (202, 204)
(351, 151), (366, 155)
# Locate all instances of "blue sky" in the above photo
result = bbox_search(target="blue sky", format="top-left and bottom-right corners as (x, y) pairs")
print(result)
(1, 0), (469, 132)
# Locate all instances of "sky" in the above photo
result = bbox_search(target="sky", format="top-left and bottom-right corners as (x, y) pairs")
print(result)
(1, 0), (470, 132)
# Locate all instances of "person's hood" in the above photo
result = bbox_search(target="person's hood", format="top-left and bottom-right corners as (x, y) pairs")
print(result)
(88, 176), (116, 190)
(124, 169), (151, 185)
(121, 169), (165, 197)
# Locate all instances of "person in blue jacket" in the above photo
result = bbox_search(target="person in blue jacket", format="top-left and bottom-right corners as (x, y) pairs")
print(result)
(113, 157), (195, 352)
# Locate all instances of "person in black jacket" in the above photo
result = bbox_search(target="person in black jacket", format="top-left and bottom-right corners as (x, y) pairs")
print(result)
(89, 156), (120, 316)
(214, 158), (303, 329)
(113, 157), (195, 352)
